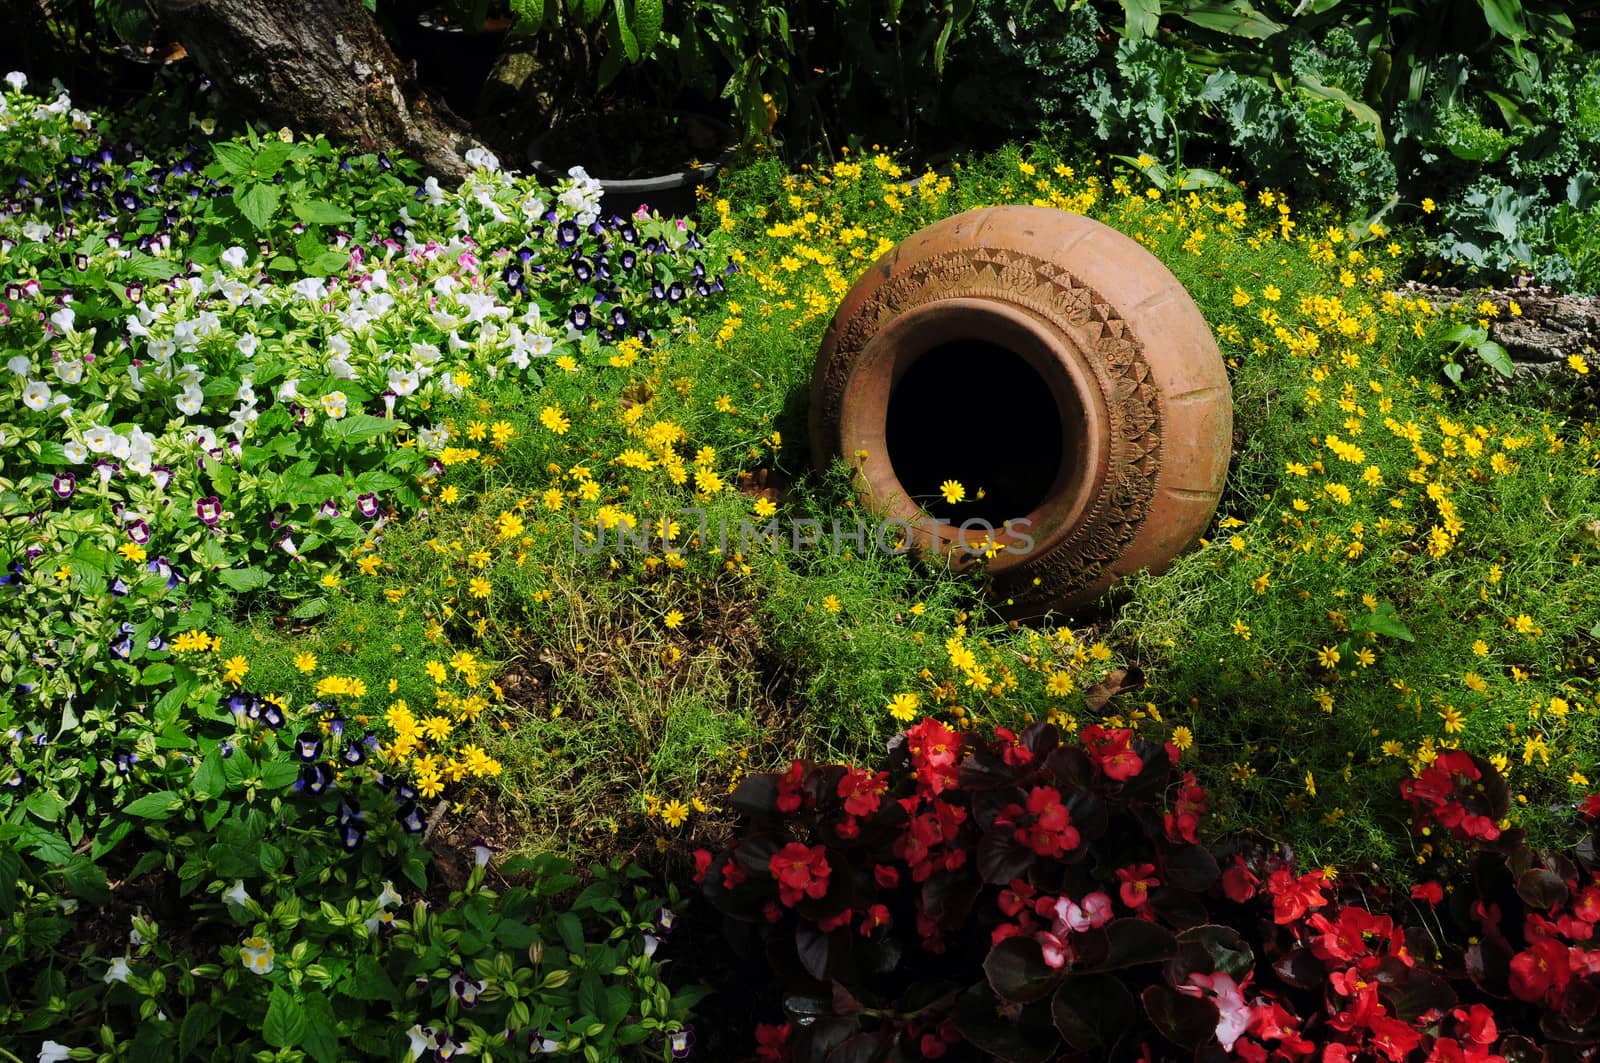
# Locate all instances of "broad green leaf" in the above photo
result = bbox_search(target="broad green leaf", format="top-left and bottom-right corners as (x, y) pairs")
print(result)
(139, 662), (173, 686)
(123, 790), (181, 819)
(180, 1004), (220, 1060)
(344, 955), (401, 1002)
(302, 994), (339, 1063)
(124, 253), (183, 280)
(62, 855), (111, 904)
(1477, 340), (1515, 380)
(1121, 0), (1161, 38)
(263, 988), (307, 1049)
(1354, 601), (1416, 642)
(193, 749), (227, 800)
(328, 413), (396, 444)
(511, 0), (546, 32)
(1477, 0), (1527, 40)
(235, 184), (281, 231)
(252, 142), (296, 178)
(290, 199), (355, 224)
(260, 762), (303, 789)
(614, 0), (640, 62)
(290, 597), (329, 620)
(1171, 0), (1284, 39)
(632, 0), (663, 55)
(213, 142), (254, 176)
(217, 567), (273, 592)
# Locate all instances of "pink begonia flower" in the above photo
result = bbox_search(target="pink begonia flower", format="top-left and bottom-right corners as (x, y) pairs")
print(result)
(1180, 971), (1250, 1051)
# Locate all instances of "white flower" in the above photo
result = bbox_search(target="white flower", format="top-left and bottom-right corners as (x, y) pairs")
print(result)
(439, 373), (463, 397)
(54, 359), (83, 385)
(49, 307), (75, 334)
(416, 426), (450, 451)
(224, 879), (252, 908)
(423, 176), (446, 206)
(464, 146), (500, 172)
(278, 377), (300, 402)
(328, 356), (356, 381)
(387, 366), (420, 396)
(103, 956), (131, 984)
(108, 433), (131, 460)
(38, 1041), (70, 1063)
(222, 280), (251, 306)
(63, 440), (87, 463)
(321, 391), (348, 419)
(529, 334), (554, 357)
(406, 1025), (433, 1061)
(292, 277), (326, 303)
(457, 292), (506, 324)
(4, 71), (26, 92)
(432, 274), (457, 296)
(220, 246), (247, 270)
(237, 333), (258, 358)
(175, 387), (204, 416)
(83, 425), (115, 453)
(7, 354), (30, 375)
(378, 881), (402, 908)
(240, 936), (275, 975)
(22, 380), (50, 411)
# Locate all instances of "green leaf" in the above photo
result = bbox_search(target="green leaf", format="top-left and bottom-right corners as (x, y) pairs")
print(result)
(343, 955), (401, 1002)
(327, 413), (396, 444)
(260, 762), (302, 790)
(1477, 340), (1515, 380)
(139, 662), (173, 686)
(213, 142), (254, 176)
(1443, 362), (1465, 386)
(1296, 74), (1384, 147)
(1120, 0), (1161, 38)
(1354, 601), (1416, 642)
(62, 855), (111, 904)
(556, 912), (585, 954)
(263, 988), (307, 1048)
(290, 199), (355, 225)
(217, 567), (273, 592)
(613, 0), (640, 62)
(1170, 0), (1284, 39)
(511, 0), (546, 32)
(123, 790), (181, 820)
(180, 1002), (220, 1060)
(632, 0), (663, 54)
(235, 184), (281, 231)
(124, 253), (183, 280)
(301, 993), (339, 1063)
(252, 142), (296, 178)
(193, 749), (227, 800)
(290, 598), (329, 620)
(1477, 0), (1527, 40)
(19, 825), (73, 865)
(0, 845), (21, 915)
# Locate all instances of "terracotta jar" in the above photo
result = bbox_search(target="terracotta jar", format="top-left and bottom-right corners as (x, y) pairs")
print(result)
(809, 205), (1231, 617)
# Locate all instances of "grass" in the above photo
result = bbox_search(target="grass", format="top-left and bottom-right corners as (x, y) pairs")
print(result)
(219, 140), (1600, 883)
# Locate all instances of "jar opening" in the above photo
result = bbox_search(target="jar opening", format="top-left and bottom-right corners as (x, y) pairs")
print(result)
(885, 339), (1066, 530)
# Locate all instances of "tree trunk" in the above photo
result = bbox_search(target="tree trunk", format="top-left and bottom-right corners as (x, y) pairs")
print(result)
(148, 0), (484, 180)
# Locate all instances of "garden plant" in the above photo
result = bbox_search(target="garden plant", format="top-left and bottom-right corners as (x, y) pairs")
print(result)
(2, 0), (1600, 1056)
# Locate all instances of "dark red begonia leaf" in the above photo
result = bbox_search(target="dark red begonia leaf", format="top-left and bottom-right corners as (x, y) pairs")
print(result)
(1078, 919), (1178, 973)
(1142, 983), (1220, 1049)
(985, 936), (1062, 1004)
(1052, 973), (1137, 1054)
(953, 982), (1060, 1063)
(1516, 867), (1570, 911)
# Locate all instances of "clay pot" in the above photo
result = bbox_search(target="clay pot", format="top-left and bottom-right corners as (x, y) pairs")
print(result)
(809, 205), (1231, 617)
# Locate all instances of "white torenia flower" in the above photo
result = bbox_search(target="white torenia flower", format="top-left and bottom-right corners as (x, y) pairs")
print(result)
(6, 354), (29, 375)
(175, 387), (204, 416)
(387, 366), (420, 396)
(83, 425), (115, 453)
(49, 307), (75, 334)
(224, 879), (252, 908)
(220, 246), (247, 270)
(21, 380), (50, 411)
(38, 1041), (70, 1063)
(278, 378), (299, 402)
(63, 440), (87, 463)
(4, 72), (27, 92)
(240, 937), (274, 975)
(54, 359), (83, 385)
(236, 333), (258, 358)
(321, 391), (348, 419)
(103, 956), (131, 984)
(464, 146), (500, 172)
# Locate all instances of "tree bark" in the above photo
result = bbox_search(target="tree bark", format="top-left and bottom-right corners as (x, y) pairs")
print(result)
(148, 0), (484, 180)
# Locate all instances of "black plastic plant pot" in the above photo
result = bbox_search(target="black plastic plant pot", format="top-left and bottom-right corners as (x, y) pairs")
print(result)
(527, 110), (737, 218)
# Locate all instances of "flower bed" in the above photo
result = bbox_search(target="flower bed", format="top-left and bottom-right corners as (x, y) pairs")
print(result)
(698, 717), (1600, 1060)
(0, 76), (719, 1060)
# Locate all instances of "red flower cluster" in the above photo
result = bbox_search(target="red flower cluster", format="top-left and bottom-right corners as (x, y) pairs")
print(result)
(1079, 723), (1144, 781)
(1400, 750), (1503, 842)
(768, 842), (830, 907)
(903, 718), (961, 796)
